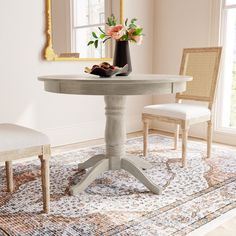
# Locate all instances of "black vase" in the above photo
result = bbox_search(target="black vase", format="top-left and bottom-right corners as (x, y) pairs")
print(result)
(113, 40), (132, 76)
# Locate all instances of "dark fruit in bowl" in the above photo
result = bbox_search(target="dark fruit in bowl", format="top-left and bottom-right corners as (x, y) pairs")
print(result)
(85, 62), (128, 77)
(100, 62), (111, 69)
(92, 65), (99, 70)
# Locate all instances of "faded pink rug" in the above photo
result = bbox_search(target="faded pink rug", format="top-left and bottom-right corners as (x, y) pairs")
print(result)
(0, 135), (236, 235)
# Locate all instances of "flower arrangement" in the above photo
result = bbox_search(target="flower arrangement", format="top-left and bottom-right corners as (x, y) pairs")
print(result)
(87, 15), (144, 48)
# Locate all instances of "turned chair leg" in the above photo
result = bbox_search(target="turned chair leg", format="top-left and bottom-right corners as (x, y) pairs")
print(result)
(207, 120), (213, 158)
(174, 124), (180, 150)
(143, 119), (149, 157)
(6, 161), (14, 192)
(39, 153), (50, 213)
(181, 127), (189, 168)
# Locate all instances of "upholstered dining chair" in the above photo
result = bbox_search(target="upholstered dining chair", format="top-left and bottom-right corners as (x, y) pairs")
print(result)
(0, 123), (50, 213)
(142, 47), (222, 167)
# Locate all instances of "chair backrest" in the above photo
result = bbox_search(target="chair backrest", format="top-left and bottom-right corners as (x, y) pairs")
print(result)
(177, 47), (222, 109)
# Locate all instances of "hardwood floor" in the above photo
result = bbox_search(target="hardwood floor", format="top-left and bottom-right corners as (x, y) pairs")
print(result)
(205, 216), (236, 236)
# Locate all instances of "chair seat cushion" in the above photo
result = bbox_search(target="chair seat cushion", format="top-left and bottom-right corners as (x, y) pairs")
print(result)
(0, 124), (50, 152)
(143, 103), (211, 120)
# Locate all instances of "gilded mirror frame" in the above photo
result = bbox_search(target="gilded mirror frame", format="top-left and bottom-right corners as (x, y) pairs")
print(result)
(44, 0), (124, 61)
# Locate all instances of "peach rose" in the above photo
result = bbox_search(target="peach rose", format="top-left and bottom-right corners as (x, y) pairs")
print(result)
(131, 35), (143, 45)
(128, 28), (143, 45)
(107, 25), (125, 40)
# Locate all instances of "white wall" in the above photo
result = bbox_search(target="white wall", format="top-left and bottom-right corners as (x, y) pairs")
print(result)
(151, 0), (223, 141)
(0, 0), (154, 146)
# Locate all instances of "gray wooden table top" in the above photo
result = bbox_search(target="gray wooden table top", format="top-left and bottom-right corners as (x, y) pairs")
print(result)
(38, 74), (192, 96)
(38, 74), (192, 83)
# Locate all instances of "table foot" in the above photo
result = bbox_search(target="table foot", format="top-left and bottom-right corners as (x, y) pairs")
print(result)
(126, 155), (152, 170)
(121, 158), (162, 194)
(78, 154), (106, 170)
(70, 159), (109, 195)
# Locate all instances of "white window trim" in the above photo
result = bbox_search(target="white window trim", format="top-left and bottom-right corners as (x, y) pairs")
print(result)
(211, 0), (236, 145)
(70, 0), (112, 57)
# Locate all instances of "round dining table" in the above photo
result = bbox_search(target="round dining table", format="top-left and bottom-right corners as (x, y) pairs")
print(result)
(38, 74), (192, 195)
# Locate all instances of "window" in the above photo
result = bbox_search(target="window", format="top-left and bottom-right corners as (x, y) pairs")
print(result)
(217, 0), (236, 131)
(71, 0), (111, 58)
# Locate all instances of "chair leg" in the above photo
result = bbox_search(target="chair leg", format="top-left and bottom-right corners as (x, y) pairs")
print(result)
(6, 161), (14, 192)
(174, 125), (180, 150)
(207, 120), (213, 158)
(181, 128), (189, 168)
(143, 119), (149, 157)
(39, 153), (50, 213)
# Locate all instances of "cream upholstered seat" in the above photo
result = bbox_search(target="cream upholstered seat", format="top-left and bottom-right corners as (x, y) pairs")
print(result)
(143, 103), (211, 120)
(0, 124), (49, 151)
(0, 123), (50, 213)
(142, 47), (222, 167)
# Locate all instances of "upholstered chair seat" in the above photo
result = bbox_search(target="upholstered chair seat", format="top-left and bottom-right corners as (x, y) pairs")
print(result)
(143, 103), (211, 121)
(0, 123), (51, 213)
(0, 124), (49, 152)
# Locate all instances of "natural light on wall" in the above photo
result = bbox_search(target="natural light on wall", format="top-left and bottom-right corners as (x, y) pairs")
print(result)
(219, 0), (236, 131)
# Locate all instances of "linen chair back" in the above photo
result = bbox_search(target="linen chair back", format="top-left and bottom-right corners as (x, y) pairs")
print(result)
(177, 47), (222, 109)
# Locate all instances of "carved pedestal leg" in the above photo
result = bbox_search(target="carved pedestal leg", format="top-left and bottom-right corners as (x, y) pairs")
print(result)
(105, 95), (126, 170)
(126, 155), (152, 170)
(122, 158), (162, 194)
(78, 154), (106, 170)
(70, 159), (109, 195)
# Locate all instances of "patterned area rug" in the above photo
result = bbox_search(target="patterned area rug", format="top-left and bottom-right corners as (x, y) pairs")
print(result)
(0, 135), (236, 236)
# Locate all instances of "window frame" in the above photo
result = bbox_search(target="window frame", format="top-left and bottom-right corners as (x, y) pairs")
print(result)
(70, 0), (112, 58)
(215, 0), (236, 134)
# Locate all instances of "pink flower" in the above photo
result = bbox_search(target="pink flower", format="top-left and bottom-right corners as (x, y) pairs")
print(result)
(128, 28), (143, 45)
(107, 25), (125, 40)
(132, 35), (143, 45)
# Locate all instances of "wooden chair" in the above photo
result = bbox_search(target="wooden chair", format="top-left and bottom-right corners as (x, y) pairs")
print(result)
(0, 123), (50, 213)
(142, 47), (222, 167)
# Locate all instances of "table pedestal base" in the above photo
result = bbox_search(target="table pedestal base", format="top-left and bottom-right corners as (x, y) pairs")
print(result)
(70, 155), (161, 195)
(69, 95), (162, 195)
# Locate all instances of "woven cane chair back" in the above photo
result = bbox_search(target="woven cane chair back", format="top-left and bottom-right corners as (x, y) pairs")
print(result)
(177, 47), (222, 107)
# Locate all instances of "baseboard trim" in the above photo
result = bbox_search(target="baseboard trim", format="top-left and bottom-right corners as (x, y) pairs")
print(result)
(43, 115), (142, 147)
(152, 121), (236, 147)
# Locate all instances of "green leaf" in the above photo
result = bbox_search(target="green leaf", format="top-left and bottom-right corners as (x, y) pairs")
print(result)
(87, 41), (94, 46)
(111, 14), (116, 24)
(100, 34), (106, 39)
(125, 18), (128, 26)
(106, 14), (119, 26)
(103, 37), (111, 43)
(107, 17), (111, 26)
(133, 28), (143, 36)
(94, 40), (98, 48)
(98, 27), (106, 34)
(129, 23), (137, 29)
(92, 32), (98, 38)
(107, 15), (114, 26)
(131, 18), (137, 24)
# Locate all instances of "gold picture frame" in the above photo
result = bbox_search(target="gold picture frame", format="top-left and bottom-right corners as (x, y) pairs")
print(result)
(44, 0), (124, 61)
